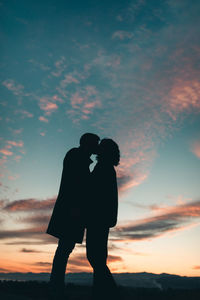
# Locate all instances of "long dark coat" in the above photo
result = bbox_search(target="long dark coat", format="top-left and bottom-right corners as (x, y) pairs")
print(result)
(86, 162), (118, 228)
(46, 147), (92, 243)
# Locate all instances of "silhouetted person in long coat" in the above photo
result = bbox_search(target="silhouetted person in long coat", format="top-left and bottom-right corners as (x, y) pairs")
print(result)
(86, 138), (120, 300)
(46, 133), (100, 299)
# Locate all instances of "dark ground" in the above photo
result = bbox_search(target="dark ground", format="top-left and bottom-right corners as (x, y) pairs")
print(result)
(0, 280), (199, 300)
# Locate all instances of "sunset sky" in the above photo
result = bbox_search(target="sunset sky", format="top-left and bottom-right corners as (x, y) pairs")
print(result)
(0, 0), (200, 277)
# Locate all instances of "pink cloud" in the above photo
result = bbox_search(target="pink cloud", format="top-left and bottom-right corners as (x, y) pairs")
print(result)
(191, 140), (200, 159)
(52, 95), (64, 103)
(39, 116), (49, 123)
(3, 197), (56, 212)
(84, 101), (100, 109)
(0, 148), (13, 156)
(70, 92), (84, 107)
(68, 86), (101, 121)
(51, 56), (66, 77)
(166, 80), (200, 120)
(39, 98), (58, 115)
(2, 79), (24, 96)
(61, 74), (79, 87)
(7, 140), (24, 147)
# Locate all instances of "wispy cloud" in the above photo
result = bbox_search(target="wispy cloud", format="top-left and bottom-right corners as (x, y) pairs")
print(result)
(112, 30), (134, 40)
(2, 79), (24, 96)
(7, 141), (24, 147)
(3, 197), (56, 212)
(20, 248), (40, 253)
(114, 200), (200, 241)
(51, 56), (66, 77)
(15, 110), (34, 118)
(193, 265), (200, 270)
(67, 85), (101, 122)
(33, 262), (51, 266)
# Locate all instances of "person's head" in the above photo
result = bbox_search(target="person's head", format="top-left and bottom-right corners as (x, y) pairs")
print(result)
(97, 138), (120, 166)
(79, 133), (100, 155)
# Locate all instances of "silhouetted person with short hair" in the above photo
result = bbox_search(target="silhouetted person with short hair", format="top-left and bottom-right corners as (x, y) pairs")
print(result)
(86, 138), (120, 300)
(46, 133), (100, 299)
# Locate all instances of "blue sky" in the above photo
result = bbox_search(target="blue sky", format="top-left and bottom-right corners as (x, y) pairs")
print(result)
(0, 0), (200, 275)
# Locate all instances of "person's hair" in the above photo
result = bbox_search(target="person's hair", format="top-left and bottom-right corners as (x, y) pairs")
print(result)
(80, 133), (100, 146)
(97, 138), (120, 166)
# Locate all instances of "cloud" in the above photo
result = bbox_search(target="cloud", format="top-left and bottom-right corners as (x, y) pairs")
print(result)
(33, 262), (51, 266)
(112, 30), (134, 40)
(15, 110), (34, 118)
(51, 56), (66, 77)
(39, 116), (49, 123)
(191, 140), (200, 159)
(0, 226), (45, 239)
(192, 265), (200, 270)
(107, 254), (123, 263)
(0, 148), (13, 156)
(0, 140), (24, 162)
(39, 98), (58, 115)
(166, 80), (200, 120)
(3, 197), (56, 212)
(0, 267), (10, 272)
(2, 79), (24, 96)
(114, 200), (200, 241)
(20, 248), (40, 253)
(60, 74), (80, 87)
(21, 214), (51, 225)
(68, 85), (101, 121)
(12, 128), (23, 135)
(7, 140), (24, 147)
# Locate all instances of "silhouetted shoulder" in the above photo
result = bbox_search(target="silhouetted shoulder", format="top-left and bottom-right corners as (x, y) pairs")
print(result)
(63, 147), (79, 164)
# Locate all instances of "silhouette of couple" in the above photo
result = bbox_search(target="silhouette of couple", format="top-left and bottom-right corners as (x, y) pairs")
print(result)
(46, 133), (120, 300)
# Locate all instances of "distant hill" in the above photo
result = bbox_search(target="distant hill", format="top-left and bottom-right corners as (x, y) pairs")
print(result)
(0, 272), (200, 290)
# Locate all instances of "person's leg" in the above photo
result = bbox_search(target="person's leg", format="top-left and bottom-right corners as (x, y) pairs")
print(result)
(49, 238), (75, 295)
(86, 227), (118, 299)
